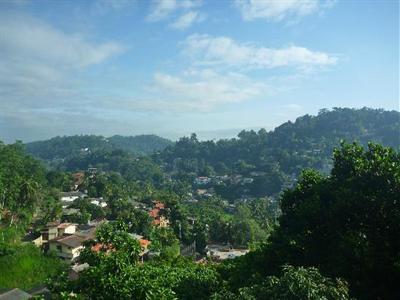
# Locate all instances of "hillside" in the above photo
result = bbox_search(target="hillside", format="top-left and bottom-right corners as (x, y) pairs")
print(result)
(158, 108), (400, 197)
(24, 108), (399, 197)
(25, 134), (173, 161)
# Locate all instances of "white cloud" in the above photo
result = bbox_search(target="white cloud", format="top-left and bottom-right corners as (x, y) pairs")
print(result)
(0, 14), (123, 103)
(235, 0), (334, 22)
(115, 69), (268, 112)
(169, 11), (203, 30)
(182, 34), (337, 69)
(147, 0), (200, 21)
(0, 15), (123, 69)
(93, 0), (135, 15)
(147, 0), (178, 21)
(147, 0), (203, 29)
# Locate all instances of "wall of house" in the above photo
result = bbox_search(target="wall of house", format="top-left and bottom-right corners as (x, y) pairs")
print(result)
(61, 196), (79, 202)
(49, 243), (83, 261)
(58, 225), (76, 236)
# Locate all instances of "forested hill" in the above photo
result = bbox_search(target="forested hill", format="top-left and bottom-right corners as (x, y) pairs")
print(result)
(25, 134), (173, 160)
(159, 108), (400, 178)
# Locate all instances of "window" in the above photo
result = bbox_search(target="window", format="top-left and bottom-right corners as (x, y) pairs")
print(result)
(57, 245), (62, 252)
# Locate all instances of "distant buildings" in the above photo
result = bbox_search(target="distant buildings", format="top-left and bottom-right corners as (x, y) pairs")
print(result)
(60, 191), (87, 203)
(194, 176), (211, 185)
(60, 191), (87, 208)
(41, 220), (106, 262)
(49, 235), (85, 262)
(205, 244), (249, 261)
(149, 201), (170, 227)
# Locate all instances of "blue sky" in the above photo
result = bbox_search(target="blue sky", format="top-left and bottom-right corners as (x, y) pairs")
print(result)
(0, 0), (398, 142)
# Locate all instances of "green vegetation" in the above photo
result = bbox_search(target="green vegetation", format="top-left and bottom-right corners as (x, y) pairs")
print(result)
(0, 243), (64, 290)
(0, 142), (65, 291)
(213, 265), (350, 300)
(0, 108), (399, 298)
(25, 134), (172, 161)
(44, 142), (399, 299)
(218, 142), (400, 299)
(0, 142), (46, 227)
(160, 108), (399, 198)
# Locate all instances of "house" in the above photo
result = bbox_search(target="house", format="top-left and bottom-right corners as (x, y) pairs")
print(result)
(41, 222), (77, 250)
(22, 229), (43, 247)
(89, 197), (107, 207)
(71, 172), (85, 190)
(128, 233), (151, 261)
(139, 238), (151, 251)
(205, 244), (249, 261)
(60, 191), (87, 203)
(91, 243), (115, 254)
(87, 167), (97, 177)
(49, 235), (85, 262)
(153, 201), (165, 209)
(194, 176), (211, 185)
(149, 203), (170, 228)
(75, 219), (107, 240)
(60, 191), (87, 208)
(57, 223), (77, 236)
(196, 189), (207, 196)
(41, 222), (59, 245)
(69, 263), (89, 280)
(242, 177), (254, 185)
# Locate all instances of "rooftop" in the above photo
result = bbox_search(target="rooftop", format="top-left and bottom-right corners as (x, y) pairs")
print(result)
(57, 223), (76, 229)
(50, 235), (85, 248)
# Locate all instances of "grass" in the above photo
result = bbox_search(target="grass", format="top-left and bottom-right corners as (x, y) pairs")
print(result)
(0, 243), (64, 290)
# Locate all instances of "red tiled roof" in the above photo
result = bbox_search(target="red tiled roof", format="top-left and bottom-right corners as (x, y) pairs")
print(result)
(139, 239), (151, 248)
(149, 208), (160, 218)
(91, 243), (114, 253)
(154, 202), (165, 209)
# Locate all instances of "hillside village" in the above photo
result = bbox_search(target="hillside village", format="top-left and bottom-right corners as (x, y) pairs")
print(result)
(0, 108), (399, 299)
(17, 167), (251, 292)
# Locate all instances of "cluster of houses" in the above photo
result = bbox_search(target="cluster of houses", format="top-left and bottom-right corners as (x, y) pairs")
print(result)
(205, 244), (249, 261)
(193, 173), (269, 188)
(148, 201), (170, 227)
(35, 200), (172, 264)
(40, 220), (104, 262)
(60, 191), (107, 209)
(32, 218), (153, 269)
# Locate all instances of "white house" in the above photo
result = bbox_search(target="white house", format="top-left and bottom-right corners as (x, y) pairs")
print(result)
(49, 235), (85, 262)
(194, 176), (211, 185)
(60, 191), (87, 202)
(90, 198), (107, 207)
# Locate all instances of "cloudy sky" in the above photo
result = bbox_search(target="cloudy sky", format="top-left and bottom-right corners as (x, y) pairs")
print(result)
(0, 0), (398, 142)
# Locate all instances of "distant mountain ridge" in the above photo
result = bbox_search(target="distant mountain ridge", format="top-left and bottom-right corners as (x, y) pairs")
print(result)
(25, 134), (173, 160)
(24, 108), (399, 177)
(159, 107), (400, 177)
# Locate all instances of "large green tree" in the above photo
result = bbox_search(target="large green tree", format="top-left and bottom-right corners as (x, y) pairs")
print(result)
(226, 142), (399, 299)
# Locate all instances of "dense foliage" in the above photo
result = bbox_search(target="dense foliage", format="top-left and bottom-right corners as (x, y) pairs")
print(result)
(25, 134), (172, 161)
(1, 108), (399, 299)
(159, 108), (399, 198)
(220, 142), (400, 299)
(0, 142), (46, 226)
(49, 222), (349, 300)
(0, 243), (64, 290)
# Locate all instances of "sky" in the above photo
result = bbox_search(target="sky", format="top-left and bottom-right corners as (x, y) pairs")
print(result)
(0, 0), (398, 143)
